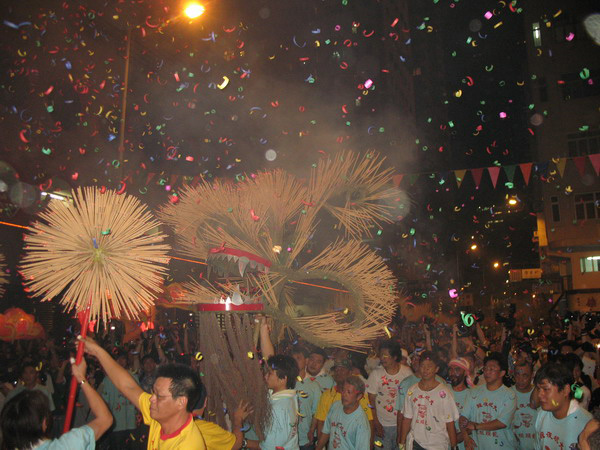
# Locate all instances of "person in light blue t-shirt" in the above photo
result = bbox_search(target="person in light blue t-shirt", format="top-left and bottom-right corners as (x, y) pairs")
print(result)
(448, 358), (473, 450)
(291, 345), (323, 449)
(316, 376), (370, 450)
(247, 354), (300, 450)
(533, 362), (592, 450)
(511, 362), (537, 450)
(461, 352), (517, 449)
(0, 357), (113, 450)
(307, 347), (335, 393)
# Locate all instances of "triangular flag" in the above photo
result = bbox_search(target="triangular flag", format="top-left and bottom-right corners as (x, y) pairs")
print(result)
(392, 174), (404, 187)
(409, 173), (419, 186)
(519, 163), (532, 185)
(471, 168), (484, 188)
(454, 169), (467, 188)
(555, 158), (567, 178)
(488, 167), (501, 188)
(589, 153), (600, 176)
(573, 156), (587, 177)
(504, 165), (516, 183)
(145, 172), (156, 186)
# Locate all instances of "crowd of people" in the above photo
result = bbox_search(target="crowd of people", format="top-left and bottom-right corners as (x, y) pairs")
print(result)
(1, 311), (600, 449)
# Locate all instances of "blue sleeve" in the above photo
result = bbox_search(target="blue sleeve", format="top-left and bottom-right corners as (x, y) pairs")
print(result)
(47, 425), (95, 449)
(395, 383), (405, 412)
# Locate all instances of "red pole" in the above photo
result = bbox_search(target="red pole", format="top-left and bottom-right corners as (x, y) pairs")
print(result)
(62, 300), (92, 434)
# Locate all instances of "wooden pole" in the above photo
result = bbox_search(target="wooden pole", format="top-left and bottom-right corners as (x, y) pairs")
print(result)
(62, 296), (92, 434)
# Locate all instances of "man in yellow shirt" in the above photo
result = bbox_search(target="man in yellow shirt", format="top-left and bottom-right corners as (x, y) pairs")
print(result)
(314, 359), (373, 439)
(80, 336), (206, 449)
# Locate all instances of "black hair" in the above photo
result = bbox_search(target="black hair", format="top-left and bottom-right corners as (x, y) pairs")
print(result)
(484, 352), (508, 373)
(379, 340), (403, 362)
(290, 345), (310, 358)
(155, 363), (203, 412)
(19, 363), (36, 377)
(560, 353), (584, 372)
(142, 354), (158, 364)
(0, 390), (52, 450)
(308, 347), (328, 361)
(419, 351), (439, 366)
(344, 375), (366, 394)
(534, 362), (574, 396)
(267, 355), (299, 390)
(559, 340), (578, 351)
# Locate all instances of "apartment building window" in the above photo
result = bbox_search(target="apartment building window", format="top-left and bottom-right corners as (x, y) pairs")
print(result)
(550, 196), (560, 222)
(568, 129), (600, 157)
(574, 192), (600, 220)
(532, 22), (542, 47)
(580, 256), (600, 273)
(560, 70), (600, 100)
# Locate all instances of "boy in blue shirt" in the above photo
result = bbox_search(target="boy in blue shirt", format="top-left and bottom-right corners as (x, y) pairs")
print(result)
(461, 352), (517, 449)
(533, 362), (592, 450)
(316, 376), (370, 450)
(249, 354), (300, 450)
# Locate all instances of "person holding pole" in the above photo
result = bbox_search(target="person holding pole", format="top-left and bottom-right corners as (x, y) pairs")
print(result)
(78, 335), (207, 449)
(0, 356), (112, 449)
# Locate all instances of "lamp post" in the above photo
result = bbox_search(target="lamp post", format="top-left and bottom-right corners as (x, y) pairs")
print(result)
(116, 2), (205, 176)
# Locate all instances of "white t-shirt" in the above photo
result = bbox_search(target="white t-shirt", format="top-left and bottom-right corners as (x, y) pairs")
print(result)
(366, 365), (413, 426)
(403, 382), (459, 450)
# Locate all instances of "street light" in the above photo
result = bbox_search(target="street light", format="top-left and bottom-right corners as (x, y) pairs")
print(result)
(184, 2), (205, 19)
(493, 261), (500, 269)
(470, 243), (478, 251)
(117, 2), (205, 174)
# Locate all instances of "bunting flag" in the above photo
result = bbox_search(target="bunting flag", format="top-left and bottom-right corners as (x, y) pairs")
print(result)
(488, 167), (501, 188)
(454, 169), (467, 188)
(392, 174), (404, 187)
(520, 163), (533, 185)
(555, 158), (567, 178)
(471, 168), (484, 188)
(504, 165), (516, 184)
(590, 153), (600, 176)
(139, 153), (600, 195)
(573, 156), (587, 177)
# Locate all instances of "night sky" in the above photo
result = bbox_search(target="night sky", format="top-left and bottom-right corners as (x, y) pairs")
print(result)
(0, 0), (590, 319)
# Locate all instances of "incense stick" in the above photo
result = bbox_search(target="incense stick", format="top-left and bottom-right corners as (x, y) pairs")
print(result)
(20, 187), (171, 323)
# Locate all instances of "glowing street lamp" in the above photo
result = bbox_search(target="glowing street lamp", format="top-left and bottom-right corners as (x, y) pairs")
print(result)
(493, 261), (500, 269)
(470, 243), (478, 251)
(184, 2), (205, 19)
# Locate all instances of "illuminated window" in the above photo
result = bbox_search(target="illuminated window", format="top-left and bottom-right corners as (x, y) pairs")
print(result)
(532, 22), (542, 47)
(580, 256), (600, 273)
